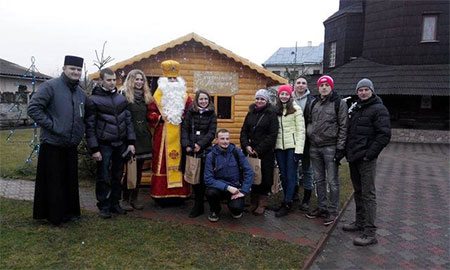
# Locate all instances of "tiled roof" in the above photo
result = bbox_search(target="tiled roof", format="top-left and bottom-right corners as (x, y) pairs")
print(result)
(263, 43), (324, 66)
(328, 57), (450, 96)
(0, 58), (51, 80)
(324, 2), (363, 23)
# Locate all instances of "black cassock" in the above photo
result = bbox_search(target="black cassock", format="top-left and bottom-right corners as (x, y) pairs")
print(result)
(33, 143), (80, 225)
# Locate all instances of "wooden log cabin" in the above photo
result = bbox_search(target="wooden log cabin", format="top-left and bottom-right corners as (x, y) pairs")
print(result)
(89, 32), (287, 183)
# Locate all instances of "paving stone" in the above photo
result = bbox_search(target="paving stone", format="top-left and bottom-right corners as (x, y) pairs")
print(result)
(311, 143), (450, 269)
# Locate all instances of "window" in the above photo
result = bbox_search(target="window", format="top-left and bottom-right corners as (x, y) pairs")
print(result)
(273, 70), (280, 76)
(211, 95), (233, 120)
(329, 42), (336, 68)
(313, 69), (320, 75)
(422, 14), (438, 42)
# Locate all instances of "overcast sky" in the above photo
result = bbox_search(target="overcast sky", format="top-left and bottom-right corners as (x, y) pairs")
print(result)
(1, 0), (339, 77)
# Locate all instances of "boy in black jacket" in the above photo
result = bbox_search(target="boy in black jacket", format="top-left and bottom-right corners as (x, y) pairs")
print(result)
(85, 68), (136, 219)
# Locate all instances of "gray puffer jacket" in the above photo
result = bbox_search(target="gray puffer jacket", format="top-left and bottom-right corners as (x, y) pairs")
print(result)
(85, 85), (136, 153)
(27, 73), (87, 147)
(306, 91), (348, 150)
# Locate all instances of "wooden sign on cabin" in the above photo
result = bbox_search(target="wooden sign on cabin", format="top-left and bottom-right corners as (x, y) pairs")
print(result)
(193, 71), (239, 94)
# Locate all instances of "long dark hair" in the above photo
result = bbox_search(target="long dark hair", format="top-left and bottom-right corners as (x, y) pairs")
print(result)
(191, 89), (215, 112)
(276, 96), (296, 116)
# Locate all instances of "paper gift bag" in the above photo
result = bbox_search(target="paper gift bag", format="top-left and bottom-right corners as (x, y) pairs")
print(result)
(127, 156), (137, 189)
(246, 156), (262, 185)
(271, 166), (281, 194)
(184, 154), (201, 185)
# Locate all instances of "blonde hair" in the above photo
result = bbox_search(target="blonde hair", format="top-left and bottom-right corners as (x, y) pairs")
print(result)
(120, 69), (153, 104)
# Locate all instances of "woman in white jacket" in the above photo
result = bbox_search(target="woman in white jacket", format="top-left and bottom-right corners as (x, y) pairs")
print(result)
(274, 85), (305, 217)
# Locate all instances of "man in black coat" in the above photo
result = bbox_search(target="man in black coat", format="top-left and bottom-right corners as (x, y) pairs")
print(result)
(343, 78), (391, 246)
(85, 68), (136, 219)
(28, 55), (87, 226)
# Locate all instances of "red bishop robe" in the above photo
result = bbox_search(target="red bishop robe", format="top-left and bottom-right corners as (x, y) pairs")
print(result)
(147, 89), (192, 199)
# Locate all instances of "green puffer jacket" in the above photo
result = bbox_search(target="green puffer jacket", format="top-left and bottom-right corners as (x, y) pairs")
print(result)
(275, 103), (305, 154)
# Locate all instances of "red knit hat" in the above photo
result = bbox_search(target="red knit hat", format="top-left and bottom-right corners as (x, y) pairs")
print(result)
(277, 85), (293, 96)
(317, 75), (334, 89)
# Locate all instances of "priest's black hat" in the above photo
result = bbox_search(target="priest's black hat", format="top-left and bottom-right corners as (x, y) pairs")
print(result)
(64, 55), (84, 67)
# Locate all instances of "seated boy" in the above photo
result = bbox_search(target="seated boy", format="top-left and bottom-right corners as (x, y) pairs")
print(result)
(204, 129), (254, 222)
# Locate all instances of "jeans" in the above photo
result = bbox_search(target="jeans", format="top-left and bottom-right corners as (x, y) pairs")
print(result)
(298, 153), (314, 191)
(349, 158), (377, 236)
(96, 144), (126, 211)
(310, 145), (340, 215)
(205, 187), (245, 215)
(276, 149), (299, 203)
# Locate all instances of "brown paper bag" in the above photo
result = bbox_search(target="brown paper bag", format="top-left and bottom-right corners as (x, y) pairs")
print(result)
(127, 157), (137, 189)
(246, 156), (262, 185)
(271, 166), (280, 194)
(184, 154), (201, 185)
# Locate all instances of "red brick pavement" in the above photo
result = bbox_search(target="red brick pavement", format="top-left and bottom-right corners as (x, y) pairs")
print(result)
(310, 143), (450, 270)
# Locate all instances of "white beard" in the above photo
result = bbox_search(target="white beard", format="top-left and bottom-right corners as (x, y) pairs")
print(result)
(158, 77), (187, 125)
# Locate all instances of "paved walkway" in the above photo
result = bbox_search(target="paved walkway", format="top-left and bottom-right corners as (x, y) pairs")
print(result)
(311, 143), (450, 269)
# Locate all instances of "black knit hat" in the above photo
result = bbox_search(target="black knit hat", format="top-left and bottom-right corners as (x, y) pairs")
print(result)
(64, 55), (84, 68)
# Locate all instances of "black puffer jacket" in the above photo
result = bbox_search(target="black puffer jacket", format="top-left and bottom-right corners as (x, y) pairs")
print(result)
(86, 85), (136, 153)
(181, 105), (217, 157)
(346, 95), (391, 162)
(240, 103), (278, 156)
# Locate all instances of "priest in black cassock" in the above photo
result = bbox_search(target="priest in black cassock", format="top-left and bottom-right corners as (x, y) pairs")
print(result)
(28, 55), (87, 226)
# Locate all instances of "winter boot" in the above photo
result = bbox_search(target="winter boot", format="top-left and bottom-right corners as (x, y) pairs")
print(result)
(246, 193), (259, 213)
(253, 195), (267, 216)
(299, 189), (312, 211)
(275, 201), (292, 218)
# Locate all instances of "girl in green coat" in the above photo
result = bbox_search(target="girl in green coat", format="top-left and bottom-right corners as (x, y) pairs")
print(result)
(274, 85), (305, 217)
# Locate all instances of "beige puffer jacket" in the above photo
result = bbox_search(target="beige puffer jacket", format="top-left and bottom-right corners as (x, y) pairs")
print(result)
(275, 103), (305, 154)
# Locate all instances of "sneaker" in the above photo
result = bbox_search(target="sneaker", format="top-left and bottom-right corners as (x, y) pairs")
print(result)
(121, 201), (134, 212)
(353, 234), (378, 246)
(343, 221), (364, 232)
(299, 202), (310, 212)
(208, 212), (220, 222)
(99, 209), (112, 219)
(323, 214), (336, 226)
(231, 212), (243, 219)
(110, 205), (127, 215)
(131, 201), (144, 210)
(305, 208), (327, 219)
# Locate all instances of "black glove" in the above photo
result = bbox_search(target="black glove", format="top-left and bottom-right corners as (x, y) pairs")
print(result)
(294, 154), (303, 163)
(334, 149), (345, 164)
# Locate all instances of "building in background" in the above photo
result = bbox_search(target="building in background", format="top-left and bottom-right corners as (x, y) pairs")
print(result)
(323, 0), (449, 136)
(0, 58), (51, 127)
(263, 42), (323, 84)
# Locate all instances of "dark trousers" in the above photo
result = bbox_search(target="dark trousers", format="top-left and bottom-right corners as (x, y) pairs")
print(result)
(96, 144), (126, 210)
(122, 159), (145, 201)
(33, 144), (80, 225)
(205, 187), (245, 215)
(349, 159), (377, 236)
(192, 157), (206, 206)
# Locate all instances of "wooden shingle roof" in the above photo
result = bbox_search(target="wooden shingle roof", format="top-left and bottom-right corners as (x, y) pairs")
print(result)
(328, 57), (450, 96)
(89, 32), (287, 84)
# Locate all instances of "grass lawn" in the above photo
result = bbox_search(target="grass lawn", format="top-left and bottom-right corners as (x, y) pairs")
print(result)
(0, 128), (38, 180)
(0, 197), (312, 269)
